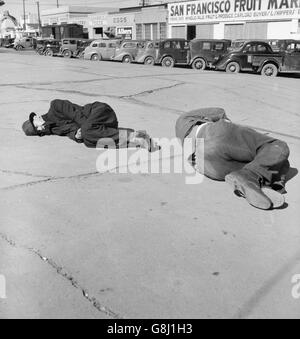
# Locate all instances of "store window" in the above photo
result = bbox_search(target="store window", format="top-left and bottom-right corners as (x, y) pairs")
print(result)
(144, 24), (152, 40)
(94, 27), (103, 35)
(159, 23), (167, 39)
(136, 24), (143, 40)
(152, 23), (158, 40)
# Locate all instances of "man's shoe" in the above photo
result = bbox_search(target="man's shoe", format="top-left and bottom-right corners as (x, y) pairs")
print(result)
(225, 169), (272, 210)
(261, 187), (285, 209)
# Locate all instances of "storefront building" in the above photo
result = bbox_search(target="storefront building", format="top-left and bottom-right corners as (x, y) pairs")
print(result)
(88, 11), (136, 40)
(135, 5), (168, 40)
(168, 0), (300, 40)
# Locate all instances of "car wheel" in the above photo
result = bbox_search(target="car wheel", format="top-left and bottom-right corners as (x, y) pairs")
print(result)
(45, 49), (54, 57)
(162, 56), (175, 68)
(122, 55), (132, 63)
(261, 63), (278, 77)
(91, 54), (100, 61)
(192, 58), (206, 70)
(144, 57), (155, 66)
(63, 50), (72, 58)
(226, 62), (240, 73)
(15, 45), (23, 51)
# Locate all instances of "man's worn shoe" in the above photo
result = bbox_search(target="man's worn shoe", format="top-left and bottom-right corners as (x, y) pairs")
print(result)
(261, 187), (285, 209)
(225, 169), (272, 210)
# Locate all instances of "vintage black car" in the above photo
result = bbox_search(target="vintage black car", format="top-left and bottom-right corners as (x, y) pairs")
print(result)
(60, 38), (93, 58)
(215, 40), (300, 76)
(44, 40), (62, 57)
(215, 41), (281, 75)
(155, 39), (190, 67)
(189, 39), (232, 70)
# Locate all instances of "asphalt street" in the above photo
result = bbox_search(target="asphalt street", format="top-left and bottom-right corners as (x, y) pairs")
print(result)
(0, 49), (299, 319)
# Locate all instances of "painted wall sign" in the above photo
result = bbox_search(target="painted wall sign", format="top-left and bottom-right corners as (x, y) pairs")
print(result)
(168, 0), (300, 24)
(116, 26), (133, 39)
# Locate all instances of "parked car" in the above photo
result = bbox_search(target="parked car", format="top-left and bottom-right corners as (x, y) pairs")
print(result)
(189, 39), (232, 70)
(215, 40), (300, 76)
(4, 38), (15, 48)
(44, 40), (62, 57)
(60, 38), (92, 58)
(36, 39), (52, 55)
(279, 40), (300, 73)
(112, 40), (147, 63)
(83, 39), (121, 61)
(73, 39), (93, 58)
(155, 39), (190, 67)
(14, 37), (36, 50)
(135, 40), (160, 65)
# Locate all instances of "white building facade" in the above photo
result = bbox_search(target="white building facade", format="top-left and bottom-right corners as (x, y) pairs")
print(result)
(168, 0), (300, 40)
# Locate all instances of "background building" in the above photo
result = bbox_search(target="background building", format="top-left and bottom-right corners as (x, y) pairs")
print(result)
(168, 0), (300, 40)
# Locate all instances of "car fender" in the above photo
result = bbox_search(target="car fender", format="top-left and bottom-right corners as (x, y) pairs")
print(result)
(257, 58), (280, 72)
(159, 54), (175, 64)
(190, 56), (208, 66)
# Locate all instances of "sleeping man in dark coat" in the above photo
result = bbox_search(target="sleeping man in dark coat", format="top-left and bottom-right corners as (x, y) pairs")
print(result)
(176, 108), (291, 210)
(22, 99), (155, 151)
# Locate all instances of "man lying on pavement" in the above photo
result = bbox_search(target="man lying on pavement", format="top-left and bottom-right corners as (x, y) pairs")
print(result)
(22, 99), (157, 151)
(176, 108), (291, 210)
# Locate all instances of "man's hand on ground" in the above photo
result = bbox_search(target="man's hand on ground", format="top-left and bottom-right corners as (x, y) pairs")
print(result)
(75, 128), (82, 140)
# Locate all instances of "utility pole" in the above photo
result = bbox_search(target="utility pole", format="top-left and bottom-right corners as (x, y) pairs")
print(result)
(57, 0), (59, 8)
(36, 1), (42, 35)
(23, 0), (26, 31)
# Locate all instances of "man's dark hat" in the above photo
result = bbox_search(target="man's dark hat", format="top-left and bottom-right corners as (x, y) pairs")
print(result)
(22, 113), (38, 136)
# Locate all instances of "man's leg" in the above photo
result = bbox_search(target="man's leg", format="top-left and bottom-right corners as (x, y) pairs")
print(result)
(195, 120), (288, 209)
(244, 140), (290, 191)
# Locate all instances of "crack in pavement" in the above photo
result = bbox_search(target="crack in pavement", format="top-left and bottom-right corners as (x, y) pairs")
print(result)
(0, 171), (100, 192)
(0, 169), (52, 178)
(0, 232), (122, 318)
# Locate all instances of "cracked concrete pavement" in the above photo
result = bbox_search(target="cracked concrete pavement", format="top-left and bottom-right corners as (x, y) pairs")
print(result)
(0, 49), (300, 319)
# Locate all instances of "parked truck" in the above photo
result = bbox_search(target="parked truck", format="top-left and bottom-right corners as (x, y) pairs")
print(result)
(215, 40), (300, 77)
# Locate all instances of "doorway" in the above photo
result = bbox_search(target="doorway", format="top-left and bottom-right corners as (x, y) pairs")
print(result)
(187, 25), (196, 40)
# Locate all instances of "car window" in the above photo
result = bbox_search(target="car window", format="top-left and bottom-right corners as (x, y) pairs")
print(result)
(202, 42), (211, 50)
(99, 43), (107, 48)
(108, 43), (116, 48)
(295, 43), (300, 52)
(164, 41), (171, 49)
(215, 43), (224, 51)
(257, 44), (268, 53)
(92, 43), (98, 48)
(244, 44), (256, 52)
(123, 43), (136, 49)
(172, 41), (181, 49)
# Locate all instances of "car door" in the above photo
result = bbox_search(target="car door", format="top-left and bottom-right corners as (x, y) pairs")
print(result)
(240, 43), (257, 70)
(171, 40), (188, 63)
(106, 42), (117, 59)
(283, 42), (300, 71)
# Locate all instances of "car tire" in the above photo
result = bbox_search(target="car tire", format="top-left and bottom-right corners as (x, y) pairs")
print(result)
(91, 54), (100, 61)
(144, 57), (155, 66)
(192, 58), (206, 70)
(162, 56), (175, 68)
(122, 55), (132, 63)
(63, 50), (72, 58)
(45, 49), (54, 57)
(226, 62), (240, 73)
(15, 45), (23, 51)
(261, 63), (278, 77)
